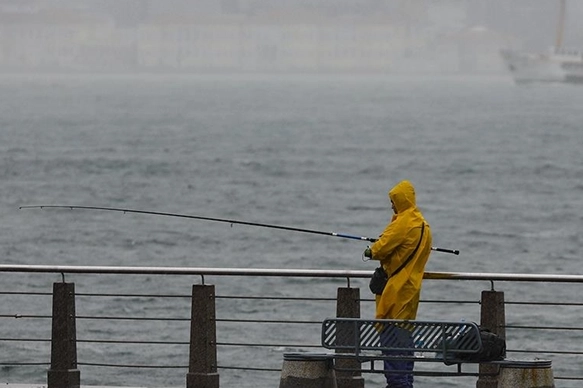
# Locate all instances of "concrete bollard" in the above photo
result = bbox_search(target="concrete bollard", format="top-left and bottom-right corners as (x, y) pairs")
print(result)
(280, 353), (337, 388)
(498, 359), (555, 388)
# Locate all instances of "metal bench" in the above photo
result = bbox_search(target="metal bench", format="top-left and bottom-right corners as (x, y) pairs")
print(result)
(281, 318), (553, 387)
(320, 318), (491, 376)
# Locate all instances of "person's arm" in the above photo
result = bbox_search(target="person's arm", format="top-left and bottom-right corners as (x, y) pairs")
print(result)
(370, 215), (407, 260)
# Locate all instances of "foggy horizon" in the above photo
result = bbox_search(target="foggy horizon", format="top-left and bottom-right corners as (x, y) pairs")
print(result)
(1, 0), (582, 75)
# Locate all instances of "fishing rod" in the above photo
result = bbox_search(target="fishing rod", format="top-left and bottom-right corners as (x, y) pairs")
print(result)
(19, 205), (460, 255)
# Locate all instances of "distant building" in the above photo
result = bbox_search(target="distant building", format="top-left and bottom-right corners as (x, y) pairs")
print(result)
(0, 1), (519, 74)
(137, 11), (412, 73)
(0, 9), (119, 71)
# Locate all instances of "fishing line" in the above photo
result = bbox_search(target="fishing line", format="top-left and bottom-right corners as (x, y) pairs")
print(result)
(19, 205), (460, 255)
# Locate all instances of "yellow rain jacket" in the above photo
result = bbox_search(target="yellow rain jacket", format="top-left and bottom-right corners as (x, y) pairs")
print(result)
(370, 180), (432, 320)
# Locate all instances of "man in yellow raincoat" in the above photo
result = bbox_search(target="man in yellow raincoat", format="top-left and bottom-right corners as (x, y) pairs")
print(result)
(364, 180), (432, 388)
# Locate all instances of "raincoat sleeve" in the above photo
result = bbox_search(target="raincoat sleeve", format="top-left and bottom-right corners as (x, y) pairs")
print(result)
(370, 214), (407, 260)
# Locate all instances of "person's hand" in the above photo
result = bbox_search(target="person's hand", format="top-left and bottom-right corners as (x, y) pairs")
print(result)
(363, 247), (372, 259)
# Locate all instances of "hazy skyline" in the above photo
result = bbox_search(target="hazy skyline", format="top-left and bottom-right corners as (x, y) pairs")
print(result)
(1, 0), (581, 74)
(2, 0), (582, 48)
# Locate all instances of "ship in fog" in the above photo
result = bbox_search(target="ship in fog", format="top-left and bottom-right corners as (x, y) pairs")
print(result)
(500, 0), (583, 84)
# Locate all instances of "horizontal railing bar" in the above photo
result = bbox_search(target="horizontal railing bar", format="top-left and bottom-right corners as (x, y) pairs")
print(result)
(217, 295), (336, 301)
(423, 272), (583, 283)
(78, 293), (335, 302)
(79, 362), (187, 369)
(77, 293), (190, 298)
(216, 318), (321, 324)
(78, 339), (189, 345)
(3, 264), (583, 283)
(218, 365), (281, 372)
(0, 338), (50, 342)
(0, 264), (370, 277)
(0, 314), (50, 319)
(82, 363), (281, 373)
(217, 341), (321, 348)
(416, 299), (480, 304)
(506, 325), (583, 331)
(73, 316), (320, 324)
(79, 293), (336, 302)
(76, 315), (189, 321)
(0, 314), (189, 322)
(75, 339), (321, 348)
(0, 362), (50, 366)
(509, 349), (583, 355)
(79, 293), (335, 302)
(0, 291), (51, 296)
(505, 301), (583, 306)
(361, 298), (481, 304)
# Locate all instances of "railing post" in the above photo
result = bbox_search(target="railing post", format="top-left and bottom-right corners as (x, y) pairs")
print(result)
(47, 282), (80, 388)
(477, 290), (506, 388)
(186, 284), (219, 388)
(334, 287), (364, 388)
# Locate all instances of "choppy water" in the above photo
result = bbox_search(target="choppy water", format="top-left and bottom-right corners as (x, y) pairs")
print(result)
(1, 73), (582, 387)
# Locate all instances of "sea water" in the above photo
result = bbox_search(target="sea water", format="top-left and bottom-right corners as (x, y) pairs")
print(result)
(1, 73), (582, 387)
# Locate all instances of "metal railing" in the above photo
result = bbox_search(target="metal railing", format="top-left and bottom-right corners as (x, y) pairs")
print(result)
(0, 264), (582, 388)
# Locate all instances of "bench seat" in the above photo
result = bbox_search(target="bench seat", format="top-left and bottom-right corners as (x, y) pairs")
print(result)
(320, 318), (488, 376)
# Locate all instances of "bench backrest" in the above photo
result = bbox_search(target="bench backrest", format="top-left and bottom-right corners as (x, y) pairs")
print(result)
(322, 318), (483, 360)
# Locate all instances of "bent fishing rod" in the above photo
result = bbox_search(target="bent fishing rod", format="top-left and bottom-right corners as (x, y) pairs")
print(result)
(19, 205), (460, 255)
